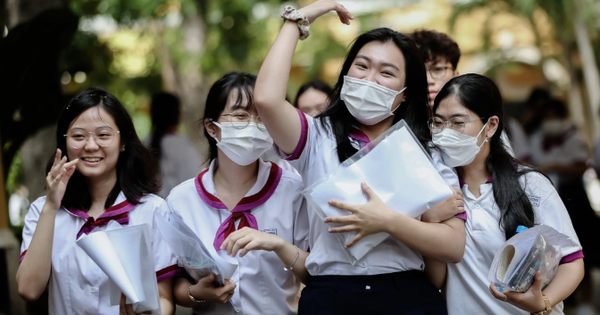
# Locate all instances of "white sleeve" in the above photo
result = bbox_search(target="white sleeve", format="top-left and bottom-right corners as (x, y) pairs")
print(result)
(152, 199), (179, 282)
(20, 197), (46, 262)
(274, 109), (323, 177)
(430, 146), (459, 189)
(526, 173), (583, 259)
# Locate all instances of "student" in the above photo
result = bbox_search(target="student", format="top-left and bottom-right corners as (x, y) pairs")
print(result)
(408, 29), (522, 157)
(294, 80), (332, 117)
(167, 72), (309, 315)
(17, 88), (177, 315)
(425, 73), (584, 315)
(245, 1), (466, 314)
(147, 92), (203, 198)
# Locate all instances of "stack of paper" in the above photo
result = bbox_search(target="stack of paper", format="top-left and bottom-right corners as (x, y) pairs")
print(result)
(77, 221), (161, 314)
(304, 120), (454, 264)
(488, 225), (576, 292)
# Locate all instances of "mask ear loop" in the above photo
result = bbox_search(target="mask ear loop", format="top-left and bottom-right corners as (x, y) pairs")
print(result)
(209, 119), (222, 143)
(476, 118), (491, 147)
(390, 86), (408, 114)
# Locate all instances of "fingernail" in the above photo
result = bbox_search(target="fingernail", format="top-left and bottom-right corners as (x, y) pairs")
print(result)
(328, 229), (332, 232)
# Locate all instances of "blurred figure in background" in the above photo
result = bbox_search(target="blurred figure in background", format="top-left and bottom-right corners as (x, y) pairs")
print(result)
(528, 98), (600, 315)
(148, 93), (202, 198)
(293, 80), (332, 117)
(408, 29), (520, 156)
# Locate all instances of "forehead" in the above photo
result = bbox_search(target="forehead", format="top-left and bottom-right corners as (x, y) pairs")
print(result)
(425, 57), (451, 67)
(355, 41), (405, 69)
(69, 107), (117, 130)
(224, 87), (256, 113)
(298, 88), (328, 103)
(435, 95), (476, 118)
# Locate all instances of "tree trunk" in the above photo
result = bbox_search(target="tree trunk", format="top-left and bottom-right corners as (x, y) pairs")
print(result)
(572, 0), (600, 145)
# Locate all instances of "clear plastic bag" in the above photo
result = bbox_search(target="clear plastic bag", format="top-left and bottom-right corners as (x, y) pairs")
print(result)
(154, 212), (239, 311)
(488, 225), (577, 292)
(303, 120), (455, 264)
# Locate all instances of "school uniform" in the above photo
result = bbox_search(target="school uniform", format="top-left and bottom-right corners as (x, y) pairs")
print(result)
(445, 171), (583, 315)
(20, 193), (178, 315)
(276, 109), (462, 314)
(165, 158), (309, 315)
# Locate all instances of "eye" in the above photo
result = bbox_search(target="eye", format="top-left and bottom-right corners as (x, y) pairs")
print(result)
(355, 63), (367, 69)
(381, 71), (393, 76)
(72, 134), (85, 139)
(452, 120), (466, 126)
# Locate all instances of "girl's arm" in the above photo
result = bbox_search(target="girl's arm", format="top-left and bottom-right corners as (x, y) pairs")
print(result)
(158, 278), (175, 315)
(254, 0), (353, 155)
(221, 227), (310, 284)
(326, 182), (466, 263)
(424, 258), (447, 289)
(489, 259), (584, 313)
(16, 150), (78, 301)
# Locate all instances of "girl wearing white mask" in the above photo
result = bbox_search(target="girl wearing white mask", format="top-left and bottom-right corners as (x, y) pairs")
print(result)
(232, 1), (467, 314)
(168, 72), (309, 315)
(425, 74), (584, 315)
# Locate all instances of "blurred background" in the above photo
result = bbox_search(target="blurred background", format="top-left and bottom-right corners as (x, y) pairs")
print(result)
(1, 0), (600, 314)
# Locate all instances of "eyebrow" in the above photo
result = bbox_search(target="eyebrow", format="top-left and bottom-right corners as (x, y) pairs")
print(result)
(69, 126), (114, 131)
(434, 113), (470, 119)
(356, 55), (400, 71)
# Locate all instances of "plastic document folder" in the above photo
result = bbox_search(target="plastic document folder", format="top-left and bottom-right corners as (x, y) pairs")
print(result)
(77, 221), (162, 314)
(488, 225), (577, 292)
(154, 212), (239, 312)
(304, 120), (454, 264)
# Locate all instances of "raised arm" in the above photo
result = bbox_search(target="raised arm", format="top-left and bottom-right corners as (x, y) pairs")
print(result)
(254, 0), (353, 155)
(16, 150), (78, 301)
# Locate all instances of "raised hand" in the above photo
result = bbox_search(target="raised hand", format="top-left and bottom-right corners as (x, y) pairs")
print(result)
(45, 149), (78, 209)
(298, 0), (354, 25)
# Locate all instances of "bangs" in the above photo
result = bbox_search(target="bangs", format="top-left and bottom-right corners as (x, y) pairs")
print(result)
(230, 83), (255, 111)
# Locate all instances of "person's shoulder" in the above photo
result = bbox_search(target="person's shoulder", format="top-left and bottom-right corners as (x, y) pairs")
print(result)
(518, 169), (555, 200)
(139, 193), (164, 207)
(279, 167), (303, 186)
(166, 176), (198, 199)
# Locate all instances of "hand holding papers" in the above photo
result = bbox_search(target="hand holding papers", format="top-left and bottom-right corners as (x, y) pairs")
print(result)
(304, 120), (455, 263)
(154, 212), (239, 311)
(76, 221), (162, 314)
(488, 225), (578, 293)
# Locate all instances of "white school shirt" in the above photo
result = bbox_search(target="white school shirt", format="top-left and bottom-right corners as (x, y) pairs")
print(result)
(20, 192), (178, 315)
(445, 171), (583, 315)
(276, 109), (460, 276)
(164, 159), (309, 315)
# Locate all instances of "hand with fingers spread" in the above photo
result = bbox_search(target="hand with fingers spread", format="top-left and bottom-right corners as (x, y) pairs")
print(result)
(298, 0), (354, 25)
(421, 187), (464, 223)
(45, 149), (79, 209)
(188, 274), (236, 305)
(221, 227), (285, 258)
(324, 182), (396, 248)
(489, 271), (547, 313)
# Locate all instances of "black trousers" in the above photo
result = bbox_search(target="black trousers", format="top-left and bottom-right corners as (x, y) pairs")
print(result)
(298, 270), (447, 315)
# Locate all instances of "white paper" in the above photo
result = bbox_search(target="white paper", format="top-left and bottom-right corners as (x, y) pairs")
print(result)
(305, 121), (454, 263)
(77, 231), (140, 303)
(77, 222), (161, 314)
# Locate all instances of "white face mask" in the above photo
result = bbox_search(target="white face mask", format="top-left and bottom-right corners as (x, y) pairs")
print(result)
(432, 122), (489, 168)
(340, 76), (407, 125)
(212, 122), (273, 166)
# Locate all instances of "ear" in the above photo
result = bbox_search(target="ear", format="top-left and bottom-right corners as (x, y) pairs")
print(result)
(121, 145), (125, 152)
(204, 119), (218, 138)
(453, 69), (459, 77)
(486, 116), (500, 139)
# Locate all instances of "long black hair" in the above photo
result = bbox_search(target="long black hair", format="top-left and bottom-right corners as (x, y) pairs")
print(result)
(47, 87), (160, 210)
(149, 93), (180, 159)
(201, 72), (257, 163)
(319, 27), (431, 162)
(433, 74), (537, 239)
